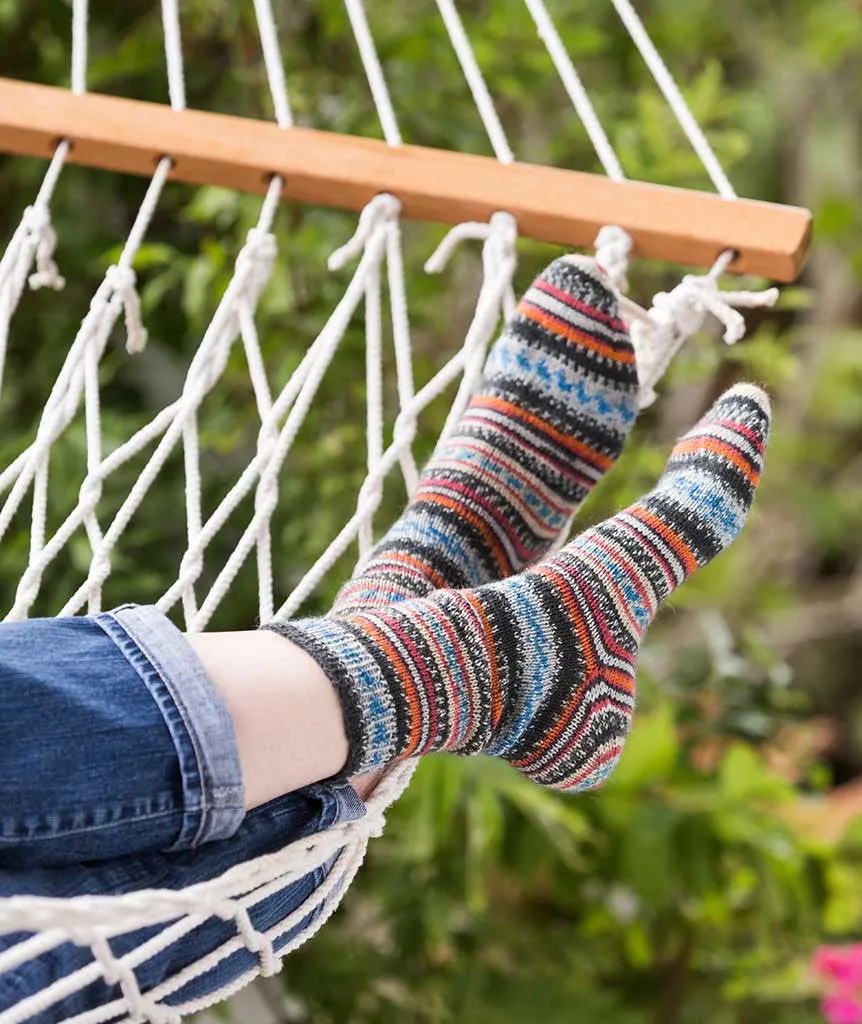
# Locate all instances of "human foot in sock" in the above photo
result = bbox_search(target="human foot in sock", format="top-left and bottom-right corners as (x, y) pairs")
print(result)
(333, 255), (639, 614)
(268, 384), (770, 789)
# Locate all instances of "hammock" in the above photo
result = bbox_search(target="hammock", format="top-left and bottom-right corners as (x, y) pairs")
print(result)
(0, 1), (810, 1021)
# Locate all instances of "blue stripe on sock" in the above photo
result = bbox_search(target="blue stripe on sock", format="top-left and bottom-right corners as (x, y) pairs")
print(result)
(303, 618), (395, 766)
(485, 335), (637, 431)
(384, 516), (487, 583)
(486, 583), (553, 754)
(664, 470), (746, 546)
(579, 537), (651, 630)
(434, 444), (569, 529)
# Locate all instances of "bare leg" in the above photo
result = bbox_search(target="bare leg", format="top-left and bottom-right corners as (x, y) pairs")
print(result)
(187, 631), (383, 809)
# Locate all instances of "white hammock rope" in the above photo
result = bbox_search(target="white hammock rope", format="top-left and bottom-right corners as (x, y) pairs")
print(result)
(0, 0), (185, 624)
(427, 211), (519, 441)
(0, 27), (79, 394)
(0, 760), (417, 1024)
(609, 0), (737, 200)
(253, 0), (294, 127)
(594, 224), (633, 293)
(71, 0), (88, 95)
(0, 0), (785, 1020)
(434, 0), (514, 163)
(344, 0), (403, 147)
(523, 0), (625, 181)
(0, 156), (174, 622)
(160, 0), (187, 112)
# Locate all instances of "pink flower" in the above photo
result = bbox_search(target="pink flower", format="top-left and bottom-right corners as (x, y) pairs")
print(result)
(815, 946), (862, 988)
(814, 946), (862, 1023)
(822, 993), (862, 1024)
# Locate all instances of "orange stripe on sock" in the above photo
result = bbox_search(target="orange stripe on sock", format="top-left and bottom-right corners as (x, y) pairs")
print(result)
(432, 439), (573, 515)
(462, 591), (503, 730)
(415, 492), (511, 575)
(519, 301), (637, 364)
(517, 566), (600, 763)
(673, 436), (761, 486)
(354, 618), (425, 757)
(602, 666), (637, 693)
(411, 606), (463, 749)
(367, 552), (450, 591)
(470, 394), (615, 470)
(429, 601), (478, 746)
(631, 507), (698, 575)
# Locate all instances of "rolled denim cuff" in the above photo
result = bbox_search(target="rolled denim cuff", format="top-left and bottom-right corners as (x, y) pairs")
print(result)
(97, 605), (245, 848)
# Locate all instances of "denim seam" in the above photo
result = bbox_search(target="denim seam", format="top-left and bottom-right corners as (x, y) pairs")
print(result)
(95, 613), (208, 849)
(110, 607), (246, 845)
(97, 607), (245, 847)
(0, 807), (184, 842)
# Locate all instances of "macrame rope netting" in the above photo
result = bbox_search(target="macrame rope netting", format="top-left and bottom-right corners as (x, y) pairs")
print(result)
(0, 0), (89, 394)
(0, 1), (785, 1020)
(0, 762), (417, 1024)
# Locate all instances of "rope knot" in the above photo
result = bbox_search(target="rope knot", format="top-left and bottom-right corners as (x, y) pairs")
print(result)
(631, 267), (780, 408)
(235, 227), (277, 306)
(594, 225), (632, 293)
(357, 475), (384, 518)
(650, 279), (710, 339)
(22, 204), (65, 292)
(77, 474), (103, 517)
(653, 273), (779, 345)
(483, 211), (518, 264)
(328, 194), (402, 270)
(365, 812), (386, 839)
(105, 264), (148, 354)
(481, 212), (519, 312)
(21, 204), (49, 233)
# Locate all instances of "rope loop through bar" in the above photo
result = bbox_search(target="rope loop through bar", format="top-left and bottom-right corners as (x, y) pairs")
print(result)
(594, 225), (632, 293)
(426, 210), (518, 289)
(328, 193), (402, 270)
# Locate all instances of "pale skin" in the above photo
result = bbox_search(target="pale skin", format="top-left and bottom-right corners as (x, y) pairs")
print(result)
(187, 631), (384, 808)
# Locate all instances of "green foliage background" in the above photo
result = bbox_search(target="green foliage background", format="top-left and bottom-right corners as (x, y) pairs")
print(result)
(1, 1), (860, 1021)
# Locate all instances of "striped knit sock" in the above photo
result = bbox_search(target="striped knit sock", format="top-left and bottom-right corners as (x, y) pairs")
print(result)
(333, 255), (639, 614)
(268, 384), (770, 786)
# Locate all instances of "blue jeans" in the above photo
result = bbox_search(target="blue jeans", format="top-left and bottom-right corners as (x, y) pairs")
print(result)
(0, 607), (365, 1022)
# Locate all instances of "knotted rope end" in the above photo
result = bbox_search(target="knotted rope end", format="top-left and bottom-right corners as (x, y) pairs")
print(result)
(22, 205), (65, 293)
(105, 264), (148, 354)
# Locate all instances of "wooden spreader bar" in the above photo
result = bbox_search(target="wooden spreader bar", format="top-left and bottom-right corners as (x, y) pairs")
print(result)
(0, 78), (811, 281)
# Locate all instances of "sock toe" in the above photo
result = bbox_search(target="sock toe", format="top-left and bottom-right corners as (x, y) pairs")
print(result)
(541, 253), (626, 327)
(558, 254), (619, 304)
(705, 382), (771, 440)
